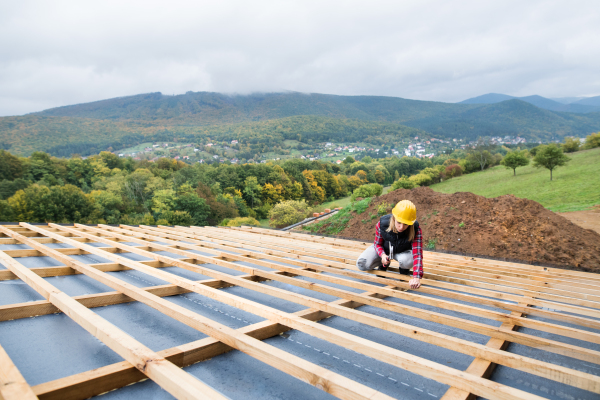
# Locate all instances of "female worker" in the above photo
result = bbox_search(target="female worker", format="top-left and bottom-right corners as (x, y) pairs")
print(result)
(356, 200), (423, 289)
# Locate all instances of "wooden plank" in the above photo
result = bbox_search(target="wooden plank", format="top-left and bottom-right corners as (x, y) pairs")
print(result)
(110, 225), (600, 342)
(0, 343), (38, 400)
(138, 224), (600, 327)
(52, 225), (600, 396)
(32, 297), (367, 400)
(441, 300), (530, 400)
(153, 225), (600, 319)
(191, 226), (600, 311)
(16, 224), (393, 400)
(0, 232), (227, 400)
(0, 279), (228, 322)
(78, 226), (600, 393)
(225, 225), (600, 281)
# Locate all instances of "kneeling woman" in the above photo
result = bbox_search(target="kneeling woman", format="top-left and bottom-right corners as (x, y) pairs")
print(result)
(356, 200), (423, 289)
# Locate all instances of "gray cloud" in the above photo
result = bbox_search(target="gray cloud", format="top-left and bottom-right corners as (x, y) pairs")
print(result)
(1, 0), (599, 116)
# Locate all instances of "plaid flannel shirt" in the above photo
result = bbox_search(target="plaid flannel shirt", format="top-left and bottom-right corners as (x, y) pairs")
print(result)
(373, 221), (423, 279)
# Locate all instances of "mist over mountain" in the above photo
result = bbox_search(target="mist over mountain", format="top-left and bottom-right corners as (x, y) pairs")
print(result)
(1, 91), (600, 156)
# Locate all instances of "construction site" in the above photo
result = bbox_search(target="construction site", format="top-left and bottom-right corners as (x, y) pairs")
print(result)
(0, 222), (599, 400)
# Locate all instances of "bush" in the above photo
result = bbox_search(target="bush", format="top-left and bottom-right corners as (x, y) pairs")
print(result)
(268, 200), (312, 228)
(225, 217), (260, 227)
(160, 210), (194, 226)
(582, 132), (600, 149)
(561, 137), (581, 153)
(408, 173), (432, 187)
(350, 183), (383, 202)
(351, 197), (372, 214)
(391, 177), (415, 190)
(444, 164), (463, 178)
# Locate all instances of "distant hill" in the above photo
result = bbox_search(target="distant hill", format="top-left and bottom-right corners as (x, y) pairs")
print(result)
(574, 95), (600, 107)
(1, 91), (600, 155)
(460, 93), (600, 113)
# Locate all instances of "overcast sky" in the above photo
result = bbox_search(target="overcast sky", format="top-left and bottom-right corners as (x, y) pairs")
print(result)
(1, 0), (599, 116)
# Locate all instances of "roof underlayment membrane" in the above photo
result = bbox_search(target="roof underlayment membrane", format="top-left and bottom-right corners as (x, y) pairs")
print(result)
(0, 223), (598, 400)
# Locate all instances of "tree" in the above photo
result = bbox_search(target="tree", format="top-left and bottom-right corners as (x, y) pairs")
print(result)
(243, 176), (262, 208)
(582, 132), (600, 149)
(444, 164), (463, 178)
(0, 150), (23, 180)
(342, 156), (355, 165)
(468, 148), (493, 171)
(533, 144), (570, 181)
(501, 151), (530, 176)
(391, 177), (415, 190)
(268, 200), (311, 228)
(561, 137), (581, 153)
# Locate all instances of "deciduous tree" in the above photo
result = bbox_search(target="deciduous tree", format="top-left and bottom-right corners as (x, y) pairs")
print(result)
(533, 144), (570, 181)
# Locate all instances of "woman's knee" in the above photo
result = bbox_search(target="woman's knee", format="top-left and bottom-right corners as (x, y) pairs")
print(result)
(356, 258), (370, 271)
(396, 251), (413, 268)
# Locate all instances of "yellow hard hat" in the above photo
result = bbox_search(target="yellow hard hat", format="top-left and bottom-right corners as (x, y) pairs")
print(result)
(392, 200), (417, 225)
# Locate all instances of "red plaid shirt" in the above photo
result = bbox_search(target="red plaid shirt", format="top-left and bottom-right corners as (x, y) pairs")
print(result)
(373, 221), (423, 279)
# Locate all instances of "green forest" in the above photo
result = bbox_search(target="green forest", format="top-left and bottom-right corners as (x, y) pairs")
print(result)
(1, 132), (597, 227)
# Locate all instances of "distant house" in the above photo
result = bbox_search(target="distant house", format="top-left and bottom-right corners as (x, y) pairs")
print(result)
(213, 155), (219, 159)
(198, 159), (204, 163)
(118, 154), (124, 157)
(336, 160), (343, 164)
(194, 148), (199, 152)
(133, 157), (141, 160)
(231, 140), (238, 144)
(183, 156), (190, 160)
(174, 156), (180, 160)
(152, 144), (159, 148)
(206, 143), (213, 147)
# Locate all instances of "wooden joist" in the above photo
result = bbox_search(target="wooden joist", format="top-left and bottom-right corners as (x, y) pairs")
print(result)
(0, 343), (38, 400)
(12, 223), (394, 400)
(0, 223), (599, 400)
(0, 227), (228, 400)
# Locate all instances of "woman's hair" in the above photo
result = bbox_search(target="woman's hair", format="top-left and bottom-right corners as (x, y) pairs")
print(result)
(386, 215), (415, 241)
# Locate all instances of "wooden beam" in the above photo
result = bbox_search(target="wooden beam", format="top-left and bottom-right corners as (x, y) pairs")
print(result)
(0, 231), (227, 400)
(14, 223), (393, 400)
(0, 343), (38, 400)
(103, 225), (600, 358)
(40, 225), (600, 397)
(150, 224), (600, 319)
(441, 300), (531, 400)
(134, 224), (600, 328)
(74, 224), (600, 393)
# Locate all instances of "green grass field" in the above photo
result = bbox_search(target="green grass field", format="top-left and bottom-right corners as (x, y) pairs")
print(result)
(430, 148), (600, 212)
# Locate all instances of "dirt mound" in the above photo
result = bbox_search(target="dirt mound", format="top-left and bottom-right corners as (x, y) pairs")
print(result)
(333, 187), (600, 273)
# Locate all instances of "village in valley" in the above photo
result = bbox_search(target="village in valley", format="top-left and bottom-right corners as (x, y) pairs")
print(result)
(110, 135), (531, 165)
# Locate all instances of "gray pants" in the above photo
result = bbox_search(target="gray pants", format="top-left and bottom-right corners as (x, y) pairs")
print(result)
(356, 245), (413, 271)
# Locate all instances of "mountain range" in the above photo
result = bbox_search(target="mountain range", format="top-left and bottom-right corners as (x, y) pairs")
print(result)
(1, 91), (600, 156)
(460, 93), (600, 113)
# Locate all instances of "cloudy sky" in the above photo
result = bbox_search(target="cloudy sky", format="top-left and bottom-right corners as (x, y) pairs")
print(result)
(1, 0), (599, 116)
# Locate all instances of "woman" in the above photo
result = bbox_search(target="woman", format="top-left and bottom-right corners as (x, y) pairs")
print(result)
(356, 200), (423, 289)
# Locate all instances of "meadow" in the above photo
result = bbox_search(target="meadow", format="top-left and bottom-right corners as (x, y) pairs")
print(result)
(430, 147), (600, 212)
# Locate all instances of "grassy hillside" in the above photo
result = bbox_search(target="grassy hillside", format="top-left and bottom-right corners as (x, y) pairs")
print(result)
(430, 147), (600, 212)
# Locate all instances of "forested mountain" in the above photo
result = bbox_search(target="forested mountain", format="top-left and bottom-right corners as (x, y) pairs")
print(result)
(1, 91), (600, 155)
(460, 93), (600, 113)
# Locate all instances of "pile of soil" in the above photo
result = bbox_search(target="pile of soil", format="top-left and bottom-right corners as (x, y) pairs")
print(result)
(329, 187), (600, 273)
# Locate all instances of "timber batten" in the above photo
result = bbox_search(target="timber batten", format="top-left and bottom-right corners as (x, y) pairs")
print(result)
(0, 223), (597, 400)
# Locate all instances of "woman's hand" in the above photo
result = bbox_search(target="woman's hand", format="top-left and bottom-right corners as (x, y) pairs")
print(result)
(381, 254), (390, 266)
(409, 277), (421, 289)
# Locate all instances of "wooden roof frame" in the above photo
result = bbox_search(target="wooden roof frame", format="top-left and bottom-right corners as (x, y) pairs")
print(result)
(0, 223), (598, 400)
